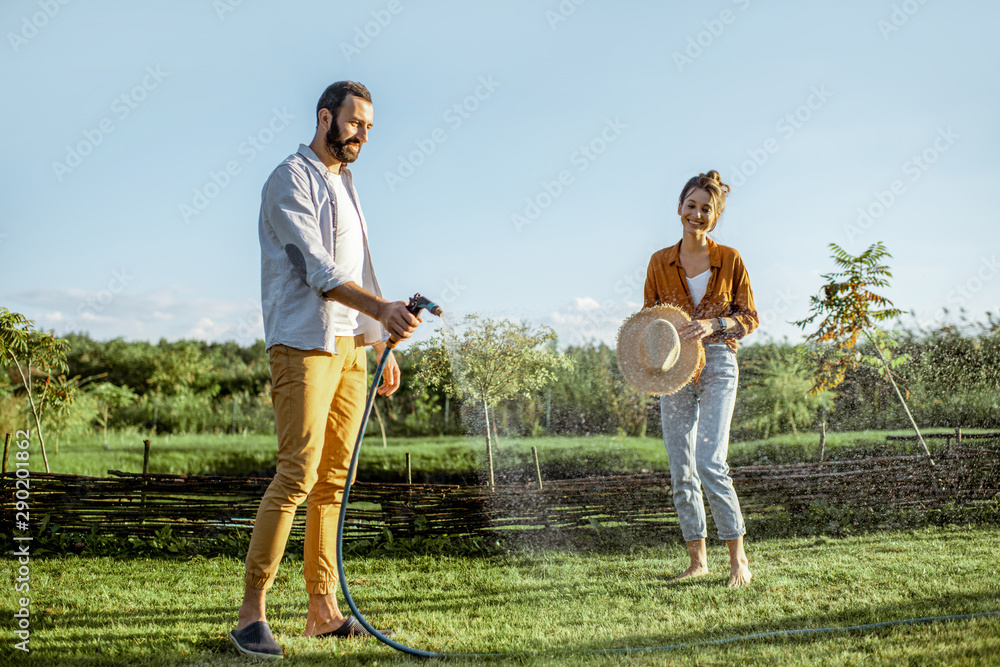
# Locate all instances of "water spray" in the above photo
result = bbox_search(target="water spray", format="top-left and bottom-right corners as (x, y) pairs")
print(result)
(334, 293), (999, 659)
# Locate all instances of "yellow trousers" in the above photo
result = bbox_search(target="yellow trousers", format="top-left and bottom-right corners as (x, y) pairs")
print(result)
(244, 338), (366, 595)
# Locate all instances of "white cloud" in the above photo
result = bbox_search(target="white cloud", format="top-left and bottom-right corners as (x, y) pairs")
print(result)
(40, 310), (67, 323)
(185, 318), (232, 340)
(543, 296), (642, 348)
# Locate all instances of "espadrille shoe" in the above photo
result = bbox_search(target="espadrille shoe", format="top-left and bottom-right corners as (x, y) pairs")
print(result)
(317, 616), (394, 639)
(229, 620), (283, 660)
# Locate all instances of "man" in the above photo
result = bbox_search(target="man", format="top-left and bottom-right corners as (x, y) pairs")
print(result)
(229, 81), (420, 660)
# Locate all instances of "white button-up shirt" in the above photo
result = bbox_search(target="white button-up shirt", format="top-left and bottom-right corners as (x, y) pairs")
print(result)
(258, 144), (387, 352)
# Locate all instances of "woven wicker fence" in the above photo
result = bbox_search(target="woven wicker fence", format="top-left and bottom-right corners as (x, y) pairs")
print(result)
(2, 450), (998, 545)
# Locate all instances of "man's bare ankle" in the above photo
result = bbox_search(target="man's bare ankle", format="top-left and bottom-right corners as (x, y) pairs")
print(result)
(237, 605), (266, 631)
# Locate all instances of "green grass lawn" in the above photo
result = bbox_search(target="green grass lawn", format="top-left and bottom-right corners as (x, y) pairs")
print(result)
(42, 432), (282, 477)
(36, 428), (999, 482)
(3, 526), (999, 665)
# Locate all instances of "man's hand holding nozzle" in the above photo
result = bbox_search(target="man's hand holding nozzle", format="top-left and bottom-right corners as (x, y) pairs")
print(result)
(381, 300), (421, 343)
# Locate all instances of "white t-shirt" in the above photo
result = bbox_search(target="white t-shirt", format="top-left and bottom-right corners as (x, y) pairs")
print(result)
(685, 269), (711, 308)
(329, 173), (365, 334)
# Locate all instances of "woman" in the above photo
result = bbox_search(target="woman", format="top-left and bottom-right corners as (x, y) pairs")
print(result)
(643, 170), (757, 587)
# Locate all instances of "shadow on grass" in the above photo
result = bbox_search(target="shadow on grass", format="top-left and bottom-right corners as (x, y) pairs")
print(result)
(558, 591), (1000, 658)
(6, 591), (999, 666)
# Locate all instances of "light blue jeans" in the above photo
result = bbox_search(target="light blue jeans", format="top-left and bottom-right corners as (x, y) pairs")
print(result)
(659, 343), (745, 542)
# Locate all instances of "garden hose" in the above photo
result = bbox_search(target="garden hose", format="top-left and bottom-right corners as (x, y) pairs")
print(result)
(335, 295), (464, 659)
(334, 299), (1000, 659)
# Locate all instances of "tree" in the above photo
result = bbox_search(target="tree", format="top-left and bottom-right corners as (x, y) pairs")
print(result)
(413, 315), (572, 487)
(0, 308), (69, 471)
(736, 345), (833, 438)
(89, 382), (137, 442)
(794, 242), (932, 460)
(43, 375), (101, 453)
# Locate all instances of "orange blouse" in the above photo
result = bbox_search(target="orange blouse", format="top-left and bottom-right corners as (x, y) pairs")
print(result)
(643, 238), (758, 352)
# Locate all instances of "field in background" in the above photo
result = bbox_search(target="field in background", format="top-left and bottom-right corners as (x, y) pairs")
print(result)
(34, 428), (999, 482)
(3, 526), (998, 666)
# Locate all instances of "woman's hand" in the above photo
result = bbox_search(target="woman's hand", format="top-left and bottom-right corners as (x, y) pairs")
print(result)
(677, 319), (715, 341)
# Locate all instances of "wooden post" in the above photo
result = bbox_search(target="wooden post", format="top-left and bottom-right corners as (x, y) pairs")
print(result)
(532, 446), (543, 490)
(2, 433), (10, 474)
(954, 427), (962, 453)
(141, 439), (151, 526)
(405, 452), (412, 486)
(817, 420), (826, 463)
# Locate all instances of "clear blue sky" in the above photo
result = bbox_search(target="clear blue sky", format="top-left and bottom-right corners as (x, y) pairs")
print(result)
(2, 0), (998, 349)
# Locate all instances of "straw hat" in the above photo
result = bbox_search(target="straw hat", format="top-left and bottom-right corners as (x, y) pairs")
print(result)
(616, 305), (705, 396)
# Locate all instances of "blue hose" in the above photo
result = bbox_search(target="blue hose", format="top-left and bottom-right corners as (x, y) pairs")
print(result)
(335, 346), (465, 658)
(335, 347), (1000, 659)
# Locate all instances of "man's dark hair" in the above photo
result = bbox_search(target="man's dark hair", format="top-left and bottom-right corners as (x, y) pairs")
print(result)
(316, 81), (371, 124)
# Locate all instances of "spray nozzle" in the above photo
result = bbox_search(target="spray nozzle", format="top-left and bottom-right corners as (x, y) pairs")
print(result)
(386, 293), (443, 350)
(406, 293), (443, 318)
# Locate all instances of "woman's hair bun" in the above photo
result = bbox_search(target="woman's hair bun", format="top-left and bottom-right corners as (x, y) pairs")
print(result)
(701, 170), (729, 194)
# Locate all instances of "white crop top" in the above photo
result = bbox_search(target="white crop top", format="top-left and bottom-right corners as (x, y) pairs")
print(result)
(685, 270), (710, 308)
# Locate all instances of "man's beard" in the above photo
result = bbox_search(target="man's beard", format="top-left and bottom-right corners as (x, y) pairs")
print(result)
(326, 125), (361, 164)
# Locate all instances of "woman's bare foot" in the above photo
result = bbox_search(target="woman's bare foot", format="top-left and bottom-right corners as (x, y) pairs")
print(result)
(726, 536), (752, 588)
(674, 538), (709, 581)
(675, 563), (710, 580)
(728, 565), (752, 587)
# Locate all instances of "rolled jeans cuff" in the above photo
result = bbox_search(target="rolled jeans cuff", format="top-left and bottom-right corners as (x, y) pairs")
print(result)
(245, 571), (274, 592)
(306, 578), (337, 595)
(717, 527), (746, 541)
